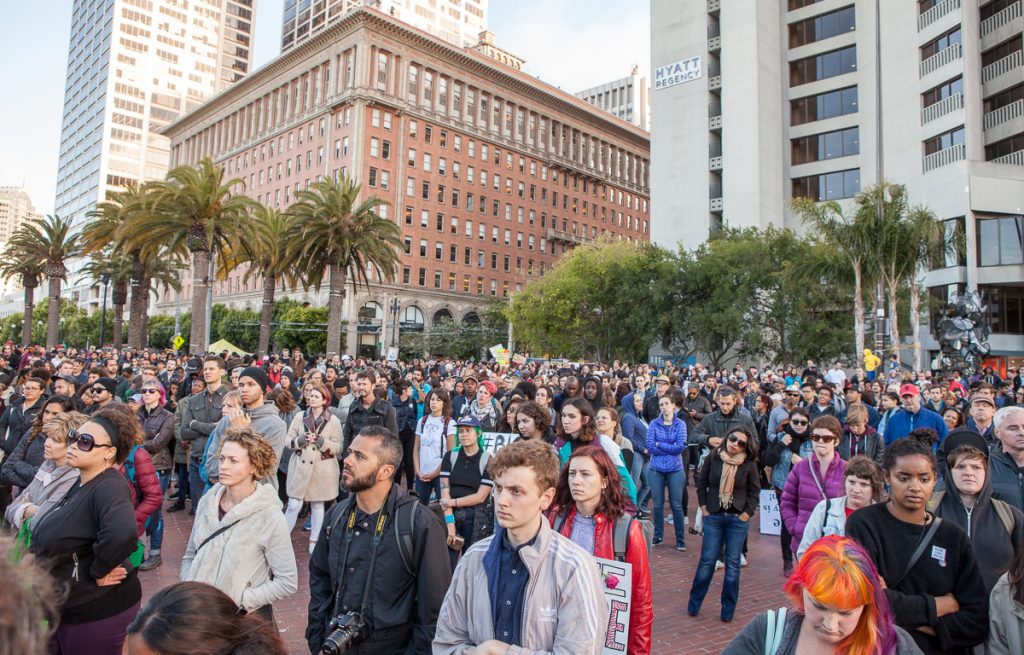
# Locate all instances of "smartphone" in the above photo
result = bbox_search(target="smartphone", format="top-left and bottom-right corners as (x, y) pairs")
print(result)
(450, 536), (465, 552)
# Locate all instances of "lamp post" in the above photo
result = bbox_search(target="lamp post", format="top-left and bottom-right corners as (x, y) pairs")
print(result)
(99, 269), (111, 347)
(389, 297), (400, 347)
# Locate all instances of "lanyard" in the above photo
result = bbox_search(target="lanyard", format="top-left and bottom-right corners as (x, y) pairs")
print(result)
(331, 504), (390, 619)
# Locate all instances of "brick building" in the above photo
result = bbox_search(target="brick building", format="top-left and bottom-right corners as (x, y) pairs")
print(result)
(161, 7), (650, 357)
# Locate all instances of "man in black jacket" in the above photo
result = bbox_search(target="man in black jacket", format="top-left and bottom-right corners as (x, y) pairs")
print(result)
(343, 369), (399, 457)
(691, 387), (756, 450)
(177, 356), (228, 515)
(0, 375), (47, 512)
(307, 426), (450, 654)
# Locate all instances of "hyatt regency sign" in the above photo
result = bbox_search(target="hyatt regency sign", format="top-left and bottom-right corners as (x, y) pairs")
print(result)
(654, 56), (702, 90)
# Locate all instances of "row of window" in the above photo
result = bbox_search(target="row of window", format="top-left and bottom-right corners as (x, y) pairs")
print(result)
(404, 239), (549, 268)
(791, 126), (859, 165)
(401, 267), (520, 297)
(788, 5), (854, 49)
(790, 45), (857, 87)
(792, 168), (860, 201)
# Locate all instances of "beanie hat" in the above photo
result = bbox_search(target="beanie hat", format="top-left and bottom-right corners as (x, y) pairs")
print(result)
(240, 366), (271, 393)
(94, 377), (118, 395)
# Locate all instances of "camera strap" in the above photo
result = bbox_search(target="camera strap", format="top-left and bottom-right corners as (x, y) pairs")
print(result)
(330, 502), (390, 621)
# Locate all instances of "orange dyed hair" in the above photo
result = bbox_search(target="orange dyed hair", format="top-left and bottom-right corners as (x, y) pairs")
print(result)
(784, 535), (897, 655)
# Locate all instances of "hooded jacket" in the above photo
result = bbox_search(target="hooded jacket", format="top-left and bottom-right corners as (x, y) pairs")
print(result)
(988, 572), (1024, 655)
(645, 415), (687, 473)
(837, 424), (884, 466)
(932, 473), (1024, 593)
(691, 406), (756, 449)
(204, 401), (288, 489)
(991, 448), (1024, 512)
(180, 481), (297, 612)
(620, 395), (649, 455)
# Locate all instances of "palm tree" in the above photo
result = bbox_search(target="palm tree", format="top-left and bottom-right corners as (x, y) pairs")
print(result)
(126, 158), (256, 353)
(78, 252), (132, 348)
(0, 248), (44, 346)
(10, 215), (81, 348)
(286, 176), (402, 357)
(792, 197), (879, 360)
(227, 206), (301, 356)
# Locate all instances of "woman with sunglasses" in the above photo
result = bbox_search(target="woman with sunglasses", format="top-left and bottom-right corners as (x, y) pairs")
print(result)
(136, 382), (174, 571)
(687, 425), (761, 622)
(763, 406), (813, 574)
(6, 410), (88, 530)
(29, 405), (145, 654)
(780, 417), (847, 561)
(0, 394), (76, 490)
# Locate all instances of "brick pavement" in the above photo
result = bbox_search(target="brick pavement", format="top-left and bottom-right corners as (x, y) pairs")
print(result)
(145, 484), (788, 655)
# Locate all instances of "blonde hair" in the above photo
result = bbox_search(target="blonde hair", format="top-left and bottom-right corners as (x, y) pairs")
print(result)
(218, 427), (278, 480)
(42, 411), (89, 444)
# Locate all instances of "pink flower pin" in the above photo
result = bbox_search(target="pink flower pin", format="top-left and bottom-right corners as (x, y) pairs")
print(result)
(605, 574), (620, 589)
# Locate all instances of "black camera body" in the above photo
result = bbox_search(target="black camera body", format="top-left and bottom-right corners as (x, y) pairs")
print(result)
(320, 611), (370, 655)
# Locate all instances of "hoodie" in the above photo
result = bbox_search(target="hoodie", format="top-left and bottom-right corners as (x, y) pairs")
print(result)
(837, 424), (884, 466)
(620, 394), (649, 455)
(581, 376), (605, 411)
(932, 471), (1024, 593)
(204, 402), (287, 488)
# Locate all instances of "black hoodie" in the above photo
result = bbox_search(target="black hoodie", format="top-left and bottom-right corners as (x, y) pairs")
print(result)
(582, 376), (604, 411)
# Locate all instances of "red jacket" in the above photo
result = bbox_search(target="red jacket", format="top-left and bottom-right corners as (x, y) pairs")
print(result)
(119, 447), (163, 536)
(551, 506), (653, 655)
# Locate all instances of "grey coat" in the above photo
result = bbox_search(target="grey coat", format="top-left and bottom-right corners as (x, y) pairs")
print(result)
(204, 402), (287, 488)
(722, 610), (924, 655)
(0, 430), (46, 488)
(4, 460), (79, 529)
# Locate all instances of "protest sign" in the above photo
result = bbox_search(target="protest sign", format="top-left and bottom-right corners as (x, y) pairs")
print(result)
(480, 432), (518, 455)
(596, 557), (632, 653)
(759, 489), (781, 536)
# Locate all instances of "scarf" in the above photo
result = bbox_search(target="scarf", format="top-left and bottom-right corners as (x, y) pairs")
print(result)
(718, 450), (747, 510)
(302, 408), (327, 436)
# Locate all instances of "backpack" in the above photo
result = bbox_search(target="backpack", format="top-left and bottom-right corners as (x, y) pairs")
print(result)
(418, 415), (453, 458)
(764, 607), (789, 655)
(324, 493), (430, 577)
(122, 444), (151, 530)
(553, 511), (653, 561)
(448, 448), (491, 478)
(926, 490), (1016, 535)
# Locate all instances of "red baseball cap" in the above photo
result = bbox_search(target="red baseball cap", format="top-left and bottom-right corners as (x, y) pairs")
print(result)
(899, 383), (920, 397)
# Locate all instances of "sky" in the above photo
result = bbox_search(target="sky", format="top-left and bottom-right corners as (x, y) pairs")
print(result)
(0, 1), (649, 216)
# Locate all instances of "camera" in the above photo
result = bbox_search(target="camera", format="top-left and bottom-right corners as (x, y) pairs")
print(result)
(320, 612), (369, 655)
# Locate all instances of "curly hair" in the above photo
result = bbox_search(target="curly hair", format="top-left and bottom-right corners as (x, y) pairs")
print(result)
(882, 436), (937, 474)
(556, 397), (598, 444)
(515, 401), (551, 435)
(90, 403), (143, 465)
(218, 427), (278, 480)
(267, 388), (296, 414)
(0, 536), (63, 655)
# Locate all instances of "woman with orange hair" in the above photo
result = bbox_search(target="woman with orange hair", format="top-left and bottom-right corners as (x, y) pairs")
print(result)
(722, 535), (922, 654)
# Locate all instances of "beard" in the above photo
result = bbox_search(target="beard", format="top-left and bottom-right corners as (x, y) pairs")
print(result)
(343, 466), (379, 493)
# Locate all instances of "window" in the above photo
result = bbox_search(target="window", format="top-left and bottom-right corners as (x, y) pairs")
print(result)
(419, 239), (427, 257)
(370, 138), (379, 157)
(980, 284), (1024, 335)
(371, 109), (381, 128)
(381, 141), (391, 160)
(421, 210), (429, 228)
(418, 268), (426, 286)
(924, 126), (964, 155)
(791, 127), (859, 164)
(792, 168), (861, 200)
(986, 133), (1024, 161)
(404, 237), (412, 254)
(921, 27), (961, 61)
(435, 242), (443, 260)
(789, 5), (855, 48)
(450, 244), (457, 262)
(923, 77), (963, 108)
(789, 0), (825, 8)
(423, 154), (432, 172)
(408, 148), (416, 167)
(790, 46), (856, 86)
(403, 267), (410, 284)
(409, 120), (418, 139)
(977, 215), (1023, 266)
(376, 52), (389, 91)
(983, 37), (1023, 68)
(368, 167), (378, 186)
(931, 217), (966, 269)
(985, 83), (1024, 114)
(380, 171), (389, 190)
(451, 217), (458, 234)
(404, 206), (413, 225)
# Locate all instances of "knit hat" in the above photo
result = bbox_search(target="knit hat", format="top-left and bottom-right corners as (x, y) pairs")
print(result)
(94, 377), (118, 395)
(239, 366), (271, 393)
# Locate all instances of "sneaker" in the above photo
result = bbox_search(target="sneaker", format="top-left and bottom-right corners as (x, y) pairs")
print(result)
(653, 538), (664, 547)
(683, 516), (689, 525)
(666, 515), (674, 525)
(139, 554), (162, 571)
(167, 502), (186, 514)
(303, 517), (312, 531)
(676, 543), (687, 552)
(783, 560), (794, 576)
(741, 554), (748, 567)
(715, 560), (723, 570)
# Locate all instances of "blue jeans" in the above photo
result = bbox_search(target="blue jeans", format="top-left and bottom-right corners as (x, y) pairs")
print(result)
(649, 468), (685, 546)
(634, 452), (650, 511)
(414, 478), (441, 505)
(188, 456), (204, 511)
(147, 470), (170, 552)
(449, 505), (477, 570)
(688, 512), (750, 620)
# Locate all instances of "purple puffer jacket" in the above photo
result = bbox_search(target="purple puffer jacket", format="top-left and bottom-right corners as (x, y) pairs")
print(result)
(779, 454), (846, 552)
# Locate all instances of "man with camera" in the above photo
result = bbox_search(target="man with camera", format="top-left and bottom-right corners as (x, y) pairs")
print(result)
(307, 425), (450, 655)
(433, 439), (606, 654)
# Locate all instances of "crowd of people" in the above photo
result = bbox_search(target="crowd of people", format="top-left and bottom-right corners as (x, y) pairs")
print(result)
(1, 340), (1023, 654)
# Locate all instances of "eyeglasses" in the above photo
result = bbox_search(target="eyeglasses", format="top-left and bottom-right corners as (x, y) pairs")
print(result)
(727, 435), (748, 448)
(811, 433), (837, 443)
(790, 419), (808, 426)
(67, 429), (116, 452)
(90, 387), (108, 395)
(140, 389), (160, 394)
(786, 392), (800, 397)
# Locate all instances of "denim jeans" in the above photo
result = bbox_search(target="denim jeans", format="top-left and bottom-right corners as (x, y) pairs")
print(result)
(648, 468), (685, 546)
(414, 477), (441, 505)
(688, 512), (750, 621)
(633, 452), (649, 511)
(449, 505), (477, 570)
(174, 462), (190, 505)
(188, 456), (204, 510)
(146, 470), (170, 552)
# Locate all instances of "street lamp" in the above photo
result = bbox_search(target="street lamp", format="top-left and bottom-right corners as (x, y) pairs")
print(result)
(389, 297), (400, 347)
(99, 268), (111, 347)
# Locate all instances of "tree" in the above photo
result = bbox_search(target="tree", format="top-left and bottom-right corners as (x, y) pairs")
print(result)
(792, 196), (878, 359)
(9, 215), (81, 348)
(507, 238), (662, 361)
(228, 206), (300, 356)
(286, 176), (402, 357)
(0, 246), (44, 346)
(128, 158), (256, 353)
(78, 251), (133, 348)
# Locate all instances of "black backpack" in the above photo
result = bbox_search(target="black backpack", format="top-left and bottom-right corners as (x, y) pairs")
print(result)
(324, 493), (435, 576)
(553, 511), (653, 561)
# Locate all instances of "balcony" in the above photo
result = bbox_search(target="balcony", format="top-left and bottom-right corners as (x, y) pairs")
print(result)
(922, 142), (966, 172)
(708, 0), (720, 14)
(984, 98), (1024, 130)
(993, 149), (1024, 165)
(918, 0), (961, 31)
(709, 156), (723, 171)
(709, 115), (722, 130)
(981, 1), (1022, 37)
(921, 92), (964, 124)
(710, 197), (723, 211)
(920, 43), (962, 77)
(983, 50), (1023, 84)
(546, 228), (587, 246)
(709, 36), (721, 52)
(709, 75), (722, 90)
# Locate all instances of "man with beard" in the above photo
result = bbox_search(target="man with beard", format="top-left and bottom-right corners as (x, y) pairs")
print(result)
(306, 426), (450, 654)
(451, 375), (478, 419)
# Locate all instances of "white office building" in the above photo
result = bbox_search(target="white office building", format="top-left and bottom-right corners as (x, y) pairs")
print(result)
(281, 0), (488, 52)
(650, 0), (1023, 369)
(54, 0), (255, 308)
(576, 70), (652, 130)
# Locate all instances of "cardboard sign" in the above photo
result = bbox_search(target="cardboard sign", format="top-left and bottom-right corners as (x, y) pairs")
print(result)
(759, 489), (781, 536)
(386, 346), (398, 362)
(596, 557), (632, 654)
(489, 344), (511, 367)
(480, 432), (518, 455)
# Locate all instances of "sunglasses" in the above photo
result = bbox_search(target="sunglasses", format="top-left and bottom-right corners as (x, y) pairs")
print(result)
(90, 387), (109, 395)
(727, 435), (748, 448)
(68, 429), (117, 452)
(811, 433), (837, 443)
(790, 419), (808, 426)
(141, 388), (160, 394)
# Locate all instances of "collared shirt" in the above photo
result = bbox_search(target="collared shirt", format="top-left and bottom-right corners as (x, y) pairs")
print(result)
(492, 531), (535, 646)
(336, 508), (381, 616)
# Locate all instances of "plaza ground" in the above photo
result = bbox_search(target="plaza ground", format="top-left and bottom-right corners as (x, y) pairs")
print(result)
(144, 485), (789, 655)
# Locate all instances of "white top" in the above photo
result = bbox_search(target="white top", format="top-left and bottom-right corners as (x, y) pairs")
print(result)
(416, 414), (457, 473)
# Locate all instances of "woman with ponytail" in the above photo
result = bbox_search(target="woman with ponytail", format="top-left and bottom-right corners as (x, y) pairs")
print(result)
(124, 581), (287, 655)
(722, 535), (922, 654)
